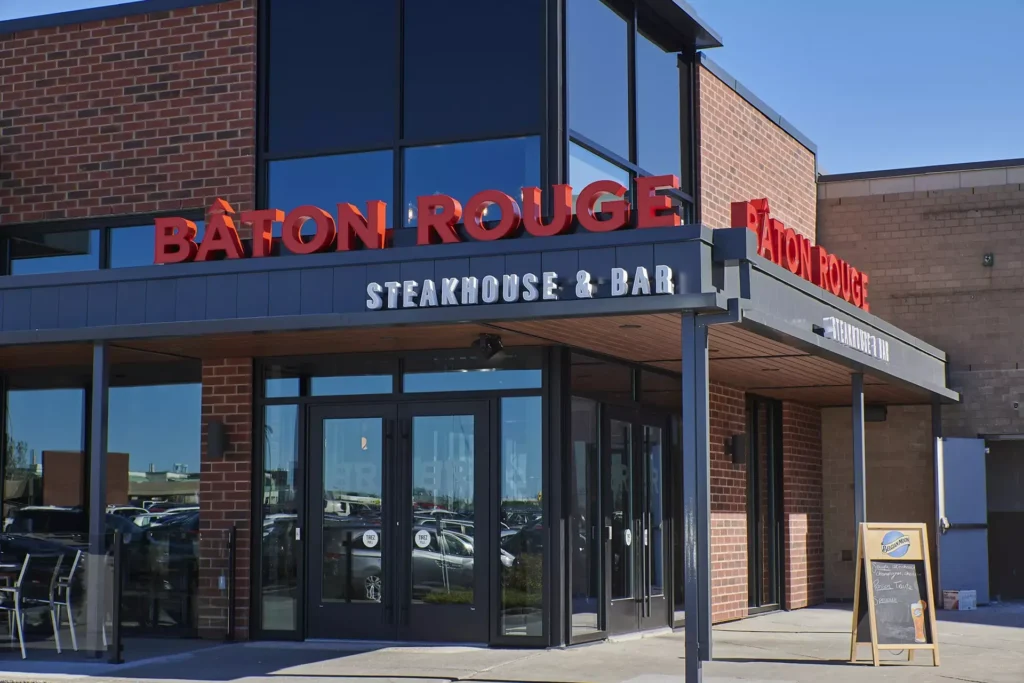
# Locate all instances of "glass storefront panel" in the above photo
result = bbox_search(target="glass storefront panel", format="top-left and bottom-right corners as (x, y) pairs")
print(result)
(3, 388), (86, 519)
(571, 353), (633, 403)
(636, 31), (682, 179)
(569, 144), (631, 213)
(10, 229), (100, 275)
(108, 381), (201, 632)
(403, 137), (540, 228)
(609, 419), (633, 600)
(404, 350), (542, 393)
(268, 151), (393, 227)
(644, 425), (665, 597)
(570, 397), (602, 637)
(567, 0), (629, 158)
(410, 414), (476, 605)
(321, 417), (385, 603)
(262, 405), (300, 631)
(311, 375), (393, 397)
(111, 222), (206, 269)
(499, 396), (544, 637)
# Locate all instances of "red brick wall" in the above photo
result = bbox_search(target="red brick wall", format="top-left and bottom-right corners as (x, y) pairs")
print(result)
(697, 64), (817, 241)
(199, 357), (253, 639)
(781, 402), (824, 609)
(0, 0), (256, 225)
(709, 383), (748, 623)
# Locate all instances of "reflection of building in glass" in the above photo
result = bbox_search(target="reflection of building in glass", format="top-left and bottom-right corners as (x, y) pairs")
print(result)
(128, 464), (200, 506)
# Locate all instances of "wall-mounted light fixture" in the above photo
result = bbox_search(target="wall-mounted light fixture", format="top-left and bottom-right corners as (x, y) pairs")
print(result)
(726, 433), (748, 465)
(982, 253), (995, 268)
(208, 419), (230, 458)
(864, 405), (888, 423)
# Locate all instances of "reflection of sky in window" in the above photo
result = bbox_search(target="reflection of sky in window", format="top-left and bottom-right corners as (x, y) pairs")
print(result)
(567, 0), (629, 157)
(637, 32), (681, 178)
(264, 405), (298, 489)
(404, 369), (541, 393)
(569, 143), (630, 211)
(111, 221), (206, 269)
(501, 397), (543, 502)
(268, 151), (393, 233)
(6, 390), (85, 466)
(411, 415), (474, 511)
(323, 418), (383, 498)
(11, 230), (101, 275)
(108, 384), (201, 473)
(404, 137), (540, 227)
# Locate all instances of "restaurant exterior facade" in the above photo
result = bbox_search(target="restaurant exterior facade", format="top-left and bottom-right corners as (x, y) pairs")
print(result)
(0, 0), (956, 669)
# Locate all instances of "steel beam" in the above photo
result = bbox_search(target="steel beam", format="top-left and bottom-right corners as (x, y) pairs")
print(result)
(86, 342), (109, 654)
(852, 372), (866, 527)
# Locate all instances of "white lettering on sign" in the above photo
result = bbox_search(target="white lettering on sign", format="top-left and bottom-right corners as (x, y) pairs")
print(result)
(366, 266), (677, 310)
(822, 316), (890, 362)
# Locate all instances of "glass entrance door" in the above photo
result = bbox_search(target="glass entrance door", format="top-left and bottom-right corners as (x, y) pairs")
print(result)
(605, 410), (670, 634)
(307, 402), (489, 642)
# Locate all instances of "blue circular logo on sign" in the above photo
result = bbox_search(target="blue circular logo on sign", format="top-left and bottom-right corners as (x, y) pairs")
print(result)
(881, 531), (911, 558)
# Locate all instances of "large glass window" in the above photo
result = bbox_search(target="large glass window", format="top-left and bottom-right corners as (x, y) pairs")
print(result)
(636, 32), (682, 179)
(3, 387), (86, 517)
(569, 143), (631, 212)
(403, 0), (544, 142)
(571, 353), (633, 403)
(567, 0), (629, 158)
(499, 396), (544, 637)
(111, 222), (206, 269)
(268, 152), (393, 224)
(108, 378), (201, 633)
(262, 404), (300, 632)
(10, 230), (100, 275)
(403, 350), (542, 393)
(266, 0), (397, 155)
(403, 137), (540, 228)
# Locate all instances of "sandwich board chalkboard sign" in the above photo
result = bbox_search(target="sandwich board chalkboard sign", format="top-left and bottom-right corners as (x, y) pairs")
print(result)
(850, 523), (939, 666)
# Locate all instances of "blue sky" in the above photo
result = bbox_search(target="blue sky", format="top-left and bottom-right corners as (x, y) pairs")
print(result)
(2, 0), (1021, 174)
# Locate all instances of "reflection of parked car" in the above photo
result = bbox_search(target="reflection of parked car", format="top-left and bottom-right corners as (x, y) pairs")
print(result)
(7, 506), (143, 547)
(108, 506), (149, 518)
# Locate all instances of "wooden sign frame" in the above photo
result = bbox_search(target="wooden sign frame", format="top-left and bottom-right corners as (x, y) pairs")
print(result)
(850, 523), (940, 666)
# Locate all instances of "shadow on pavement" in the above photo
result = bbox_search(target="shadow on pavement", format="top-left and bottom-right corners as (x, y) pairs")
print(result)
(936, 601), (1024, 628)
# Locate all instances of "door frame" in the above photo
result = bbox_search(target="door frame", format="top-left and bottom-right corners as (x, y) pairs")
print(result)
(306, 403), (398, 640)
(746, 395), (784, 614)
(603, 404), (671, 635)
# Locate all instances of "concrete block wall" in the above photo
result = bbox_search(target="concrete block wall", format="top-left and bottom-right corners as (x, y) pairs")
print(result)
(0, 0), (256, 225)
(817, 173), (1024, 437)
(696, 64), (818, 241)
(820, 405), (934, 600)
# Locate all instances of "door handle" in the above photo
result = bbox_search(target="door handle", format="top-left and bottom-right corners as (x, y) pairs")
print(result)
(607, 525), (613, 541)
(294, 527), (301, 541)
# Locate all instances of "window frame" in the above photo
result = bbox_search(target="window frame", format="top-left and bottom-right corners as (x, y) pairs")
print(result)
(0, 209), (204, 278)
(256, 0), (550, 232)
(566, 0), (697, 222)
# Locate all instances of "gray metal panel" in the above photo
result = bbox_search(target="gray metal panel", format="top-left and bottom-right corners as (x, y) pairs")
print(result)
(29, 288), (59, 330)
(206, 274), (239, 320)
(743, 266), (953, 399)
(434, 258), (470, 283)
(145, 279), (177, 324)
(300, 268), (334, 315)
(116, 281), (148, 325)
(332, 266), (366, 314)
(541, 250), (579, 296)
(175, 277), (207, 321)
(237, 272), (270, 318)
(938, 438), (990, 604)
(268, 270), (301, 317)
(87, 283), (117, 327)
(2, 290), (30, 331)
(469, 255), (505, 282)
(614, 244), (655, 281)
(58, 286), (89, 328)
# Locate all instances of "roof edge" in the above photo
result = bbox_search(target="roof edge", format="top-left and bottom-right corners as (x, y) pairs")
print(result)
(697, 53), (817, 156)
(0, 0), (225, 37)
(819, 157), (1024, 183)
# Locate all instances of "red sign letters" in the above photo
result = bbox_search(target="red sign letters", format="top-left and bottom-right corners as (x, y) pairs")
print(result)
(153, 176), (682, 266)
(731, 198), (870, 312)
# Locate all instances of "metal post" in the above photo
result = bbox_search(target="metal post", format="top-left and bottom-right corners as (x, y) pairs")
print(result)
(108, 530), (123, 664)
(227, 525), (237, 641)
(682, 313), (711, 683)
(851, 373), (866, 528)
(87, 342), (109, 654)
(931, 400), (944, 602)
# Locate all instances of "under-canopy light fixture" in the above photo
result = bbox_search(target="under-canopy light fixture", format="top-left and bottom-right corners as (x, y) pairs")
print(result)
(472, 334), (506, 361)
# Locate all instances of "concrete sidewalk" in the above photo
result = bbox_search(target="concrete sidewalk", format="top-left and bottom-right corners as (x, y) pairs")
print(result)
(0, 604), (1020, 683)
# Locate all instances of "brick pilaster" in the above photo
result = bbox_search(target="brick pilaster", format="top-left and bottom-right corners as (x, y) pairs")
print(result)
(781, 402), (824, 609)
(198, 357), (253, 640)
(709, 383), (748, 623)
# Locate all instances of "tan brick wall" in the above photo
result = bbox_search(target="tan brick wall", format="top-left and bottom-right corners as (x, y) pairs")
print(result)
(199, 357), (252, 640)
(820, 406), (935, 600)
(697, 65), (817, 241)
(817, 183), (1024, 437)
(0, 0), (256, 225)
(781, 402), (824, 609)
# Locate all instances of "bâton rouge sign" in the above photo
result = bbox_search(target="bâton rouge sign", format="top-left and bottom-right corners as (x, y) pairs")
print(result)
(731, 198), (871, 312)
(152, 175), (682, 265)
